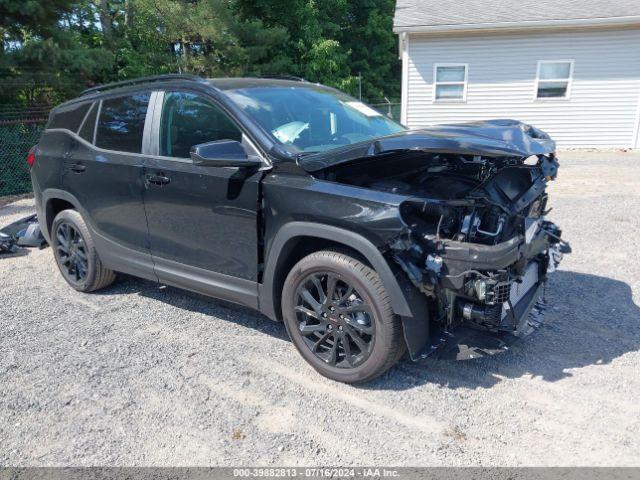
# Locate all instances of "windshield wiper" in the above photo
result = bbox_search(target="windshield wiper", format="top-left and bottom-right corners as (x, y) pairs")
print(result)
(296, 151), (319, 158)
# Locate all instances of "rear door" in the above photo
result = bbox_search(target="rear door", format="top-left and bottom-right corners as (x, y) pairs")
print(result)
(141, 90), (263, 306)
(61, 91), (155, 280)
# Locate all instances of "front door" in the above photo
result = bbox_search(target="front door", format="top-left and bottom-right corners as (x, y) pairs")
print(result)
(142, 90), (262, 306)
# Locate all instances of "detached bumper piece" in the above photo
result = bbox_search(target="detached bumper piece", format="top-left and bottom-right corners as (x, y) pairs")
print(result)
(0, 214), (47, 256)
(0, 230), (17, 254)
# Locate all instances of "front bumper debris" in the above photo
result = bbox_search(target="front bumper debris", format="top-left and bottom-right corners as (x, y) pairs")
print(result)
(431, 282), (547, 360)
(392, 218), (569, 361)
(0, 214), (48, 256)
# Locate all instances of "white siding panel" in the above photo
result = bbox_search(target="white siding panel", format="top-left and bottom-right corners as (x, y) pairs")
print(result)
(405, 29), (640, 148)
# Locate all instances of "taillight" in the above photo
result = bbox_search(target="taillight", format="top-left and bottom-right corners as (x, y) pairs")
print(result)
(27, 147), (36, 167)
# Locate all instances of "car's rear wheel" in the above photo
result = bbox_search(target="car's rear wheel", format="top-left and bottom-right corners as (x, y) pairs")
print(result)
(282, 250), (404, 383)
(51, 209), (116, 292)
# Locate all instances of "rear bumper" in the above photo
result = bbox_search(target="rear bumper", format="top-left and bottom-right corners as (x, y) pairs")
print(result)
(31, 174), (49, 243)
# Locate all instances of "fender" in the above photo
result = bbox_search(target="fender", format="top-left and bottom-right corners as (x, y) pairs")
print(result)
(260, 222), (411, 317)
(259, 222), (432, 358)
(40, 188), (85, 241)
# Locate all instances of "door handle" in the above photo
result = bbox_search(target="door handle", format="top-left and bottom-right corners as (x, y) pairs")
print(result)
(70, 163), (86, 173)
(63, 139), (79, 159)
(145, 173), (171, 186)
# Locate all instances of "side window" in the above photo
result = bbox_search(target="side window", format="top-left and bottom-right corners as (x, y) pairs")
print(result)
(78, 102), (98, 143)
(96, 92), (150, 153)
(48, 102), (92, 131)
(160, 91), (242, 158)
(536, 61), (573, 99)
(433, 64), (468, 102)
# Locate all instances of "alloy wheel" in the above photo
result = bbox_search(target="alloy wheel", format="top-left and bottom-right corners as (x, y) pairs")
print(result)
(293, 271), (375, 368)
(55, 222), (88, 283)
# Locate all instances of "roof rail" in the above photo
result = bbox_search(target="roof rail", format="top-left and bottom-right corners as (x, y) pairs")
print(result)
(80, 74), (208, 96)
(257, 74), (307, 82)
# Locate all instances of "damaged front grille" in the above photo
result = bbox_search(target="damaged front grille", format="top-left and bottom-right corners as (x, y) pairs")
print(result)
(460, 262), (541, 331)
(491, 282), (511, 304)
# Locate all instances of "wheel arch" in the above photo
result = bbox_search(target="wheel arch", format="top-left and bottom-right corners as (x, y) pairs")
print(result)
(259, 222), (415, 322)
(41, 189), (84, 241)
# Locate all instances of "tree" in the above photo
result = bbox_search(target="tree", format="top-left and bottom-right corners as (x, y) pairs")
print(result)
(112, 0), (290, 78)
(340, 0), (400, 100)
(0, 0), (112, 105)
(0, 0), (400, 106)
(0, 0), (75, 34)
(234, 0), (399, 100)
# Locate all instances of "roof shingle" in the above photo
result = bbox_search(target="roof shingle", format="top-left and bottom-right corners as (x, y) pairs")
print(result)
(394, 0), (640, 30)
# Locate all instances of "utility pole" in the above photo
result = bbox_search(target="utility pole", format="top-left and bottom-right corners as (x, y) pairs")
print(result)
(358, 72), (362, 101)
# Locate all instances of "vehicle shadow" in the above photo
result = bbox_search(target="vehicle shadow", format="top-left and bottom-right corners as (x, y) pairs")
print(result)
(97, 269), (639, 390)
(0, 248), (29, 260)
(97, 274), (289, 341)
(372, 270), (640, 390)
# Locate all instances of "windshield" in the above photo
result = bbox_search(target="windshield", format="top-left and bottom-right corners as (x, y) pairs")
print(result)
(224, 85), (406, 153)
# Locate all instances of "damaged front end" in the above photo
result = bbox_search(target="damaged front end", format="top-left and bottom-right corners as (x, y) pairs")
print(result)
(304, 120), (571, 360)
(387, 141), (570, 358)
(391, 188), (570, 359)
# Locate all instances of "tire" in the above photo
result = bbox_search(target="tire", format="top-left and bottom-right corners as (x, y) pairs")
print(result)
(281, 250), (405, 383)
(50, 209), (116, 292)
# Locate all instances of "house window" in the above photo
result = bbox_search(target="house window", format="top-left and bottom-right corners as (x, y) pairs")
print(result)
(434, 64), (468, 102)
(536, 61), (573, 99)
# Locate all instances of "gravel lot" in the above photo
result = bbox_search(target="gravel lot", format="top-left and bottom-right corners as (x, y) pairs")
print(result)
(1, 151), (639, 466)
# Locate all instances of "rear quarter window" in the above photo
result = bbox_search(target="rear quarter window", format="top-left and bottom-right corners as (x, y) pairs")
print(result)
(78, 103), (98, 143)
(95, 92), (150, 153)
(48, 102), (92, 131)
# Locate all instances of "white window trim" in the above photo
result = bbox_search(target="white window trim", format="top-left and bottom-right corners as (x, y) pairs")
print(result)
(534, 60), (574, 101)
(400, 32), (409, 125)
(633, 87), (640, 149)
(433, 63), (468, 103)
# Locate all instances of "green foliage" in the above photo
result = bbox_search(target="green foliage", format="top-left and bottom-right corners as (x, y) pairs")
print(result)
(234, 0), (399, 99)
(0, 0), (400, 107)
(0, 0), (75, 33)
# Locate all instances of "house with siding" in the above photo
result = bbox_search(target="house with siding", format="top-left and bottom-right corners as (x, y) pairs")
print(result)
(394, 0), (640, 148)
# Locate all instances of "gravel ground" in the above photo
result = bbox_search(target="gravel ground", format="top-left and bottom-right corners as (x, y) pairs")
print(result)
(1, 151), (639, 467)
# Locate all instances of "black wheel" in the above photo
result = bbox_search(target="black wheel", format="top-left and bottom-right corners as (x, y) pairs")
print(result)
(51, 209), (116, 292)
(282, 250), (404, 383)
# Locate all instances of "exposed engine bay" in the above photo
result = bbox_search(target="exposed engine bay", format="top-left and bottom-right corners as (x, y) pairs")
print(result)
(332, 151), (559, 244)
(320, 143), (571, 355)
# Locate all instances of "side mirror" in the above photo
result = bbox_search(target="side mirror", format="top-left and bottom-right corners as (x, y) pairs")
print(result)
(190, 140), (262, 168)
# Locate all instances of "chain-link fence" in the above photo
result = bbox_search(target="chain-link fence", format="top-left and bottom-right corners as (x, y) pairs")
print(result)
(0, 114), (47, 197)
(369, 101), (401, 122)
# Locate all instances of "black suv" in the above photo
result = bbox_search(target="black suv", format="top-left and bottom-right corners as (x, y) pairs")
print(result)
(30, 74), (569, 383)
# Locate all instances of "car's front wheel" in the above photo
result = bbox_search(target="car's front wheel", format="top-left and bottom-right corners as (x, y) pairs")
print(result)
(282, 250), (405, 383)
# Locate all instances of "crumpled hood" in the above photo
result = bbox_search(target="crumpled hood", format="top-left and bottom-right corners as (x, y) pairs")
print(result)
(298, 119), (556, 172)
